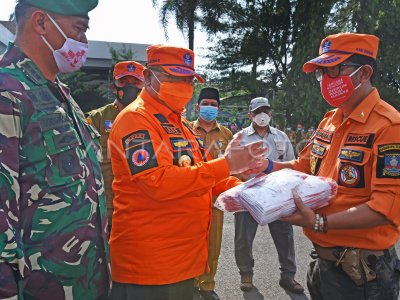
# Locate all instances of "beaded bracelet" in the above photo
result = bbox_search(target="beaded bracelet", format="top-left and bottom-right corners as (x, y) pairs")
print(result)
(314, 214), (320, 232)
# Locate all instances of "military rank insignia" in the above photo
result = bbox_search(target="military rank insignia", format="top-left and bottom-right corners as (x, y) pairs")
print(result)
(376, 144), (400, 179)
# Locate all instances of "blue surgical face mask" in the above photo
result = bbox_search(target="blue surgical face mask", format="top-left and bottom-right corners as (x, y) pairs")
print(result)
(199, 105), (218, 121)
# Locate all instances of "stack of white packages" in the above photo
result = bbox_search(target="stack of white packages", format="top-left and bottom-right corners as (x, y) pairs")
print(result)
(215, 169), (337, 225)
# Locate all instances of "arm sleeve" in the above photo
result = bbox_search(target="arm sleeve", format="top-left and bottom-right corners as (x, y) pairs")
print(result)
(109, 113), (231, 201)
(0, 94), (26, 297)
(290, 140), (312, 173)
(366, 124), (400, 225)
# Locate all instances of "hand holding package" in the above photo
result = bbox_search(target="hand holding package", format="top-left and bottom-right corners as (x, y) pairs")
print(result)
(215, 169), (337, 225)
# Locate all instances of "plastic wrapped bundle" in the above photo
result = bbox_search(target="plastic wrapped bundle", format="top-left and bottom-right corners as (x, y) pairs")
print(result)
(215, 169), (337, 225)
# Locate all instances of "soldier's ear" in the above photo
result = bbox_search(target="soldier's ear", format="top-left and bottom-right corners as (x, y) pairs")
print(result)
(31, 10), (48, 35)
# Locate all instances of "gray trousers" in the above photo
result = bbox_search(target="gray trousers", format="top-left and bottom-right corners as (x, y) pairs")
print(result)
(234, 211), (297, 280)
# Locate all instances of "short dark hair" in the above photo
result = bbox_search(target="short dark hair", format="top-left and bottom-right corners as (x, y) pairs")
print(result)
(14, 2), (35, 26)
(347, 54), (377, 83)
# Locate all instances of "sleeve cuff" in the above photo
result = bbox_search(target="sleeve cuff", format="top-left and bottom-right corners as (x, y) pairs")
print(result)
(207, 157), (230, 183)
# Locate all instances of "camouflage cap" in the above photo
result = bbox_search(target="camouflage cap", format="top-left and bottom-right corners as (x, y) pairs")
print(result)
(20, 0), (99, 18)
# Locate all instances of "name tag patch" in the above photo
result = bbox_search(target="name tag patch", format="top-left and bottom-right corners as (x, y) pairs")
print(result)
(377, 144), (400, 179)
(315, 128), (334, 144)
(344, 133), (374, 148)
(161, 124), (182, 135)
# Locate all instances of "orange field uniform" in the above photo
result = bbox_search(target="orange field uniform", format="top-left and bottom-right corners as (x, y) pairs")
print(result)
(108, 89), (240, 285)
(291, 88), (400, 249)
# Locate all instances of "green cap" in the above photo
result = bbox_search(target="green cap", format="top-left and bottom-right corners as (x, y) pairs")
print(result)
(21, 0), (99, 18)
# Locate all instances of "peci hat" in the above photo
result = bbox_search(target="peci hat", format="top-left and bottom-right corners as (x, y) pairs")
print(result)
(249, 97), (270, 112)
(303, 33), (379, 73)
(113, 61), (144, 81)
(197, 87), (220, 104)
(20, 0), (98, 18)
(146, 44), (204, 83)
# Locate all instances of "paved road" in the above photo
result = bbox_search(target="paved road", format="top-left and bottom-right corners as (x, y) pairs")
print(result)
(195, 212), (400, 300)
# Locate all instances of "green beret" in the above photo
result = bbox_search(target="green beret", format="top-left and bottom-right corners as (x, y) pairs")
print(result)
(21, 0), (98, 18)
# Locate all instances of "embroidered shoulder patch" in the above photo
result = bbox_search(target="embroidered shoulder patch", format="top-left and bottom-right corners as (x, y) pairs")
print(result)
(376, 144), (400, 179)
(344, 133), (375, 148)
(122, 130), (158, 175)
(338, 163), (364, 188)
(338, 148), (364, 163)
(314, 128), (334, 144)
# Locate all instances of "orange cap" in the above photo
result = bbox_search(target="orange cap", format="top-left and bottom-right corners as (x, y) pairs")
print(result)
(113, 61), (144, 81)
(303, 33), (379, 73)
(146, 44), (204, 83)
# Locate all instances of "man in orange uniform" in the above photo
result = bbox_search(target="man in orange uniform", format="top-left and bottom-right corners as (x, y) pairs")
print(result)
(191, 87), (233, 300)
(108, 44), (265, 300)
(260, 33), (400, 299)
(87, 61), (144, 228)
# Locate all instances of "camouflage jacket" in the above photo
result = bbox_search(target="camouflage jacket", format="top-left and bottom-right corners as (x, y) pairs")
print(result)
(0, 43), (110, 299)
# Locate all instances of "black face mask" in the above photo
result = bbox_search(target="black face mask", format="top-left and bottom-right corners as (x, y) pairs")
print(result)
(115, 85), (141, 106)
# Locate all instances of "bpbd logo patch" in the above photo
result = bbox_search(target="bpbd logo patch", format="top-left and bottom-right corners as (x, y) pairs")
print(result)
(183, 53), (193, 66)
(127, 64), (136, 72)
(321, 39), (332, 53)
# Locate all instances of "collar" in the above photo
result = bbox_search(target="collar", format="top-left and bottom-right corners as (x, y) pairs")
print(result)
(6, 42), (48, 86)
(347, 88), (380, 124)
(140, 89), (180, 120)
(192, 119), (220, 132)
(330, 88), (380, 126)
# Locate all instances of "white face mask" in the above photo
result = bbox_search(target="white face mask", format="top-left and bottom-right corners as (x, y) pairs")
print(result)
(41, 14), (88, 73)
(253, 112), (271, 127)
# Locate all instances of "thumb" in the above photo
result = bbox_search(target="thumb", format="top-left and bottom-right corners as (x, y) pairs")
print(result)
(231, 132), (242, 146)
(292, 188), (305, 210)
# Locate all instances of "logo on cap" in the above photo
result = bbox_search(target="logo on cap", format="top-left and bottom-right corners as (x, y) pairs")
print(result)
(127, 64), (136, 72)
(183, 53), (193, 66)
(321, 39), (332, 54)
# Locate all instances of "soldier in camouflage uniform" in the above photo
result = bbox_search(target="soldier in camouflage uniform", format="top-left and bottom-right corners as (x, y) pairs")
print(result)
(0, 0), (110, 299)
(87, 61), (144, 228)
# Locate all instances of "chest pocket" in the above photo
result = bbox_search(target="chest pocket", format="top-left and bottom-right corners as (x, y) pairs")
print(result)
(310, 142), (329, 175)
(274, 140), (286, 160)
(43, 127), (88, 187)
(337, 147), (372, 191)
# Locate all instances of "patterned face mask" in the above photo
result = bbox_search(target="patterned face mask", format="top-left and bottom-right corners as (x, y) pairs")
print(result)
(41, 14), (88, 73)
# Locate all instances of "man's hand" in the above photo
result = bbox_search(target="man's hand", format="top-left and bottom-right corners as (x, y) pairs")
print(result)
(281, 189), (316, 229)
(224, 133), (266, 174)
(241, 158), (269, 176)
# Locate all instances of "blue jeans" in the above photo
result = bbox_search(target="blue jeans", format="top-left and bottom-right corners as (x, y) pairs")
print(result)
(234, 211), (297, 280)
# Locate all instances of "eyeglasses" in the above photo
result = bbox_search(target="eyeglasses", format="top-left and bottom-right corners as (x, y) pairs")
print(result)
(151, 69), (197, 84)
(314, 63), (362, 81)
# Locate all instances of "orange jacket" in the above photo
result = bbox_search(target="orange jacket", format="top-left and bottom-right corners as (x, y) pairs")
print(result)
(108, 90), (240, 284)
(292, 89), (400, 249)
